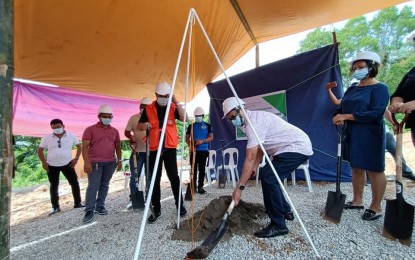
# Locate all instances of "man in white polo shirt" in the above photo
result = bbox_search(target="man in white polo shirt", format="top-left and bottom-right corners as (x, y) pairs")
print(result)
(222, 97), (313, 238)
(38, 119), (84, 215)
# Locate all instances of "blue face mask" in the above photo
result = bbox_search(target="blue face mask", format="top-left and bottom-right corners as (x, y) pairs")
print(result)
(231, 115), (243, 127)
(353, 67), (369, 80)
(195, 116), (203, 123)
(101, 118), (112, 125)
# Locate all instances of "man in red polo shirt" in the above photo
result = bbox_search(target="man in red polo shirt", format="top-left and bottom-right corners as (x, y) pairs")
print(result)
(82, 104), (122, 223)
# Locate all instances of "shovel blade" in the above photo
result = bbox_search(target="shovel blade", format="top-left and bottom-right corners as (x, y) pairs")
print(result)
(131, 188), (145, 212)
(322, 191), (346, 224)
(383, 198), (414, 246)
(186, 223), (229, 259)
(185, 183), (193, 201)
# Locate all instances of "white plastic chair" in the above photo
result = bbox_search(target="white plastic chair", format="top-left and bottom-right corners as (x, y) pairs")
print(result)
(255, 155), (267, 186)
(216, 148), (239, 187)
(283, 160), (313, 192)
(205, 150), (216, 187)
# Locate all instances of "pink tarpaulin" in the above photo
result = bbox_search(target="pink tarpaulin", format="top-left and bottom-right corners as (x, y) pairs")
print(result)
(13, 81), (141, 139)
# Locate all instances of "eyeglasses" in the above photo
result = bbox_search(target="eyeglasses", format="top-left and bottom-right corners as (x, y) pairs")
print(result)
(57, 140), (61, 148)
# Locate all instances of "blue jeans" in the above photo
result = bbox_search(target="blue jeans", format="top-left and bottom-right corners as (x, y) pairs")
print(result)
(129, 152), (146, 198)
(260, 152), (309, 228)
(85, 161), (116, 212)
(385, 131), (413, 174)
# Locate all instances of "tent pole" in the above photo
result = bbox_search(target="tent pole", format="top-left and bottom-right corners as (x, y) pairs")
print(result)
(255, 44), (259, 68)
(0, 0), (14, 259)
(332, 31), (337, 44)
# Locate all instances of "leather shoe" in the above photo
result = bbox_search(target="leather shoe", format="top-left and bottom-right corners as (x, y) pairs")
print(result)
(48, 207), (61, 216)
(254, 223), (288, 238)
(180, 207), (187, 217)
(284, 211), (294, 221)
(74, 203), (85, 208)
(402, 172), (415, 181)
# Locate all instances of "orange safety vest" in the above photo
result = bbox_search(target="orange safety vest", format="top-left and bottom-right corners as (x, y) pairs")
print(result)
(146, 101), (179, 151)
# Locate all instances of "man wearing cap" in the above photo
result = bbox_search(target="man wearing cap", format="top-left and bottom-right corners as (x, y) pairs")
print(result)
(124, 97), (152, 210)
(137, 82), (188, 223)
(222, 97), (313, 238)
(38, 119), (84, 215)
(81, 104), (122, 223)
(185, 107), (213, 194)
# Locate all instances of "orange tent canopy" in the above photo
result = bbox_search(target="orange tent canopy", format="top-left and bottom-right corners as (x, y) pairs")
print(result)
(14, 0), (408, 101)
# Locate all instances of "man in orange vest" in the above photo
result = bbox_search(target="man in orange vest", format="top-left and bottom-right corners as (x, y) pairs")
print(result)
(138, 82), (188, 223)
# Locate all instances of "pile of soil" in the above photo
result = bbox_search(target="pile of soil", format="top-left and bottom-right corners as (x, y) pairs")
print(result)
(171, 195), (266, 242)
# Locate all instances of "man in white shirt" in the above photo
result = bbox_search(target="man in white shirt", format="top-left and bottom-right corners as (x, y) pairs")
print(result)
(38, 119), (83, 215)
(124, 97), (152, 210)
(222, 97), (313, 238)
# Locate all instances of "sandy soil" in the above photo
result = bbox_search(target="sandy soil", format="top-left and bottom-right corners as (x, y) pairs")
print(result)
(9, 133), (415, 227)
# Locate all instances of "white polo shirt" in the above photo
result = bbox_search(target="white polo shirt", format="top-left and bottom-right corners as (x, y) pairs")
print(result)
(39, 132), (80, 166)
(243, 110), (313, 156)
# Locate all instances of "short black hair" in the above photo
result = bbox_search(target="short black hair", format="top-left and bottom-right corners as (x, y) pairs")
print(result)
(50, 119), (63, 126)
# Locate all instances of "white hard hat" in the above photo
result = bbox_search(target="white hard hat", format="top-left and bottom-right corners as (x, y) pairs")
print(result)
(155, 82), (172, 95)
(140, 97), (152, 105)
(194, 107), (204, 116)
(349, 51), (381, 65)
(98, 104), (112, 114)
(222, 97), (245, 119)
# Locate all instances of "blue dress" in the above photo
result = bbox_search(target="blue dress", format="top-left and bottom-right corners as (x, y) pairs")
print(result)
(339, 83), (389, 172)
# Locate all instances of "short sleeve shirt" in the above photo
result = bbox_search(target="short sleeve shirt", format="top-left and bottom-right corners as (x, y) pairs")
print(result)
(39, 132), (80, 166)
(82, 123), (121, 162)
(243, 110), (313, 156)
(125, 113), (146, 152)
(186, 122), (213, 151)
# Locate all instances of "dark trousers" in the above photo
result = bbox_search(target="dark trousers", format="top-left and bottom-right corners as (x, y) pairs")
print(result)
(189, 150), (209, 188)
(412, 128), (415, 148)
(149, 149), (183, 213)
(47, 163), (82, 208)
(385, 131), (412, 174)
(260, 152), (309, 228)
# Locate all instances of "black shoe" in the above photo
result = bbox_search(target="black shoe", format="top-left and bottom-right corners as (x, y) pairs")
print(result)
(197, 187), (206, 194)
(74, 203), (85, 208)
(48, 207), (61, 216)
(147, 212), (161, 223)
(180, 207), (187, 217)
(361, 209), (382, 221)
(94, 207), (108, 215)
(284, 211), (294, 221)
(402, 172), (415, 181)
(254, 223), (288, 238)
(83, 211), (94, 223)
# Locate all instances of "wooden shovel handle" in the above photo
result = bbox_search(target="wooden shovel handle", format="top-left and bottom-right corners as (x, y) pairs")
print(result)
(391, 113), (409, 134)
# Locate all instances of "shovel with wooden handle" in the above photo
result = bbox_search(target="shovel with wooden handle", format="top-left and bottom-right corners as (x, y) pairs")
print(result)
(130, 146), (145, 212)
(186, 200), (235, 259)
(383, 113), (414, 246)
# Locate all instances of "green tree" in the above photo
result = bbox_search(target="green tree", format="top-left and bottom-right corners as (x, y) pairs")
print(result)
(298, 6), (415, 92)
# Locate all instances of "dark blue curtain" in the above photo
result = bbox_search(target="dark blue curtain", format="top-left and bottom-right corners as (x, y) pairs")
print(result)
(207, 44), (351, 182)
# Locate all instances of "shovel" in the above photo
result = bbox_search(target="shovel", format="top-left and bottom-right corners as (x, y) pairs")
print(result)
(186, 200), (235, 259)
(322, 124), (346, 224)
(383, 113), (414, 246)
(145, 125), (156, 218)
(131, 148), (145, 212)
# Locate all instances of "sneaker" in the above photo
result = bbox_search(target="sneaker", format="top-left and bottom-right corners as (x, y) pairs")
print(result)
(125, 201), (133, 211)
(180, 207), (187, 217)
(402, 172), (415, 181)
(48, 207), (61, 216)
(74, 203), (85, 208)
(197, 187), (206, 194)
(94, 207), (108, 215)
(147, 212), (161, 223)
(254, 223), (288, 238)
(83, 211), (94, 223)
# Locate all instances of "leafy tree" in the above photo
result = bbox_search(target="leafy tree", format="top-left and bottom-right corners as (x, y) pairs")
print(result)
(298, 6), (415, 93)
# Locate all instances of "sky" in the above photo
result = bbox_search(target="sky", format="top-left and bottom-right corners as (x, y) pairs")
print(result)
(187, 1), (415, 115)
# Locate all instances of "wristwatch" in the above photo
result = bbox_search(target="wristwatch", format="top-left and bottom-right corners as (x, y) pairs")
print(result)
(238, 185), (245, 190)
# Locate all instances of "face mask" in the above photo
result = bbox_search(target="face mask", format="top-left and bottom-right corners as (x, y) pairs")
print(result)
(231, 115), (244, 127)
(195, 116), (203, 123)
(353, 67), (369, 80)
(53, 128), (64, 135)
(101, 118), (112, 125)
(157, 97), (169, 107)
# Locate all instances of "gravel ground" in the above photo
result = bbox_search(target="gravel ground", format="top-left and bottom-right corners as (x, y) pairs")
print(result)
(10, 176), (415, 260)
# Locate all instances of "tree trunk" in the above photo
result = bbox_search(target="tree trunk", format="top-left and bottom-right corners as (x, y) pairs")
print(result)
(0, 0), (14, 259)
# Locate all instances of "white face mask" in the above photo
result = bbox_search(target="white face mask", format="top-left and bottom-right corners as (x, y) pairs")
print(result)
(195, 116), (203, 123)
(157, 97), (169, 107)
(53, 128), (64, 135)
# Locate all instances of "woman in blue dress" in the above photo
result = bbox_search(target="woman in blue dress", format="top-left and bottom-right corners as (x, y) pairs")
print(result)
(333, 51), (389, 221)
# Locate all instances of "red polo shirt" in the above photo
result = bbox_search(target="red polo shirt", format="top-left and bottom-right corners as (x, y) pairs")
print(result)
(82, 122), (120, 162)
